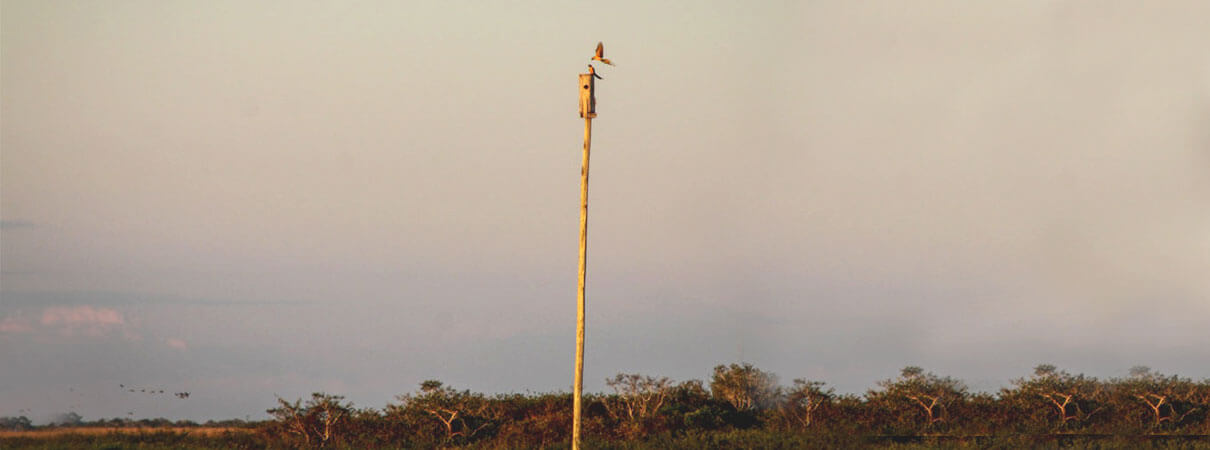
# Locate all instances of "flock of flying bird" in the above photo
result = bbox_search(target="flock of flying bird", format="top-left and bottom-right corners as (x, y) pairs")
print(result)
(119, 384), (190, 399)
(10, 385), (192, 420)
(588, 41), (613, 80)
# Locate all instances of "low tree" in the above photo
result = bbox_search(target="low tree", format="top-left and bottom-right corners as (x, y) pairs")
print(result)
(1007, 364), (1104, 430)
(778, 379), (835, 430)
(1195, 380), (1210, 433)
(870, 366), (967, 431)
(659, 379), (728, 431)
(0, 416), (32, 431)
(266, 392), (354, 447)
(603, 373), (673, 423)
(49, 411), (83, 426)
(669, 379), (710, 407)
(388, 380), (496, 444)
(489, 392), (571, 447)
(1113, 366), (1201, 429)
(710, 363), (780, 412)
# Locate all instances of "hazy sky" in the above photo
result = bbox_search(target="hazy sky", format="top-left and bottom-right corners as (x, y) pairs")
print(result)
(3, 1), (1209, 422)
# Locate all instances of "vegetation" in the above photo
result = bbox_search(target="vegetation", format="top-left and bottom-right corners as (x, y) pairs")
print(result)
(4, 364), (1210, 448)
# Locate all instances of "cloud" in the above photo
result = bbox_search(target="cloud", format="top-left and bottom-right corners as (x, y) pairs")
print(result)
(41, 305), (123, 326)
(0, 315), (35, 334)
(165, 338), (188, 350)
(39, 306), (129, 338)
(2, 306), (141, 341)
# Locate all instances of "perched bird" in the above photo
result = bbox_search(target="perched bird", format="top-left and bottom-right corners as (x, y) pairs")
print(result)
(592, 42), (613, 66)
(588, 64), (603, 80)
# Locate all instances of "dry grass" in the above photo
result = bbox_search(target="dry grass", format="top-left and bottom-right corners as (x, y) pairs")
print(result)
(0, 426), (250, 438)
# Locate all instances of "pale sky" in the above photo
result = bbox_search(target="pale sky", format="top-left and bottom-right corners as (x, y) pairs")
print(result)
(3, 1), (1209, 422)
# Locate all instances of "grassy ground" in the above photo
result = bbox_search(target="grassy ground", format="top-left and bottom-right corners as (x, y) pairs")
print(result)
(0, 427), (262, 450)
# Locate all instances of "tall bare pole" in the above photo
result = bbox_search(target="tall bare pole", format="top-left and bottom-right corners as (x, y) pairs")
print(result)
(573, 71), (597, 450)
(573, 115), (590, 450)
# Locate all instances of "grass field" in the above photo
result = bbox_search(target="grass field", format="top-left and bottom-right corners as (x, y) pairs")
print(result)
(0, 427), (264, 450)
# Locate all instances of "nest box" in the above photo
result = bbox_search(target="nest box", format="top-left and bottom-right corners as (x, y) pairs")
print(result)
(578, 74), (596, 118)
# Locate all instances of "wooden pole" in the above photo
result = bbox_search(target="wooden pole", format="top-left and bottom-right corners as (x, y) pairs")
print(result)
(572, 115), (590, 450)
(573, 73), (595, 450)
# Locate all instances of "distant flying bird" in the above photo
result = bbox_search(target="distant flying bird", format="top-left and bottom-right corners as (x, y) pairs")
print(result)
(592, 42), (614, 66)
(588, 64), (603, 80)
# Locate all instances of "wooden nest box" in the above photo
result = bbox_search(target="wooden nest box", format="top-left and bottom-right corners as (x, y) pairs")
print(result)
(578, 74), (596, 118)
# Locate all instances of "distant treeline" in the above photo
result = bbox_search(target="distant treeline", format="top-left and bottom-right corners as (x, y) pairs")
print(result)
(5, 363), (1210, 448)
(0, 415), (255, 431)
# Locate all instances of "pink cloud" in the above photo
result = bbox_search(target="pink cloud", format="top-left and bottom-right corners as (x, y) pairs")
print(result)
(165, 338), (188, 350)
(0, 315), (35, 334)
(40, 306), (126, 337)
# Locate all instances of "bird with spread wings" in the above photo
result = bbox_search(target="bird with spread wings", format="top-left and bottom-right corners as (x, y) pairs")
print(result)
(592, 42), (614, 66)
